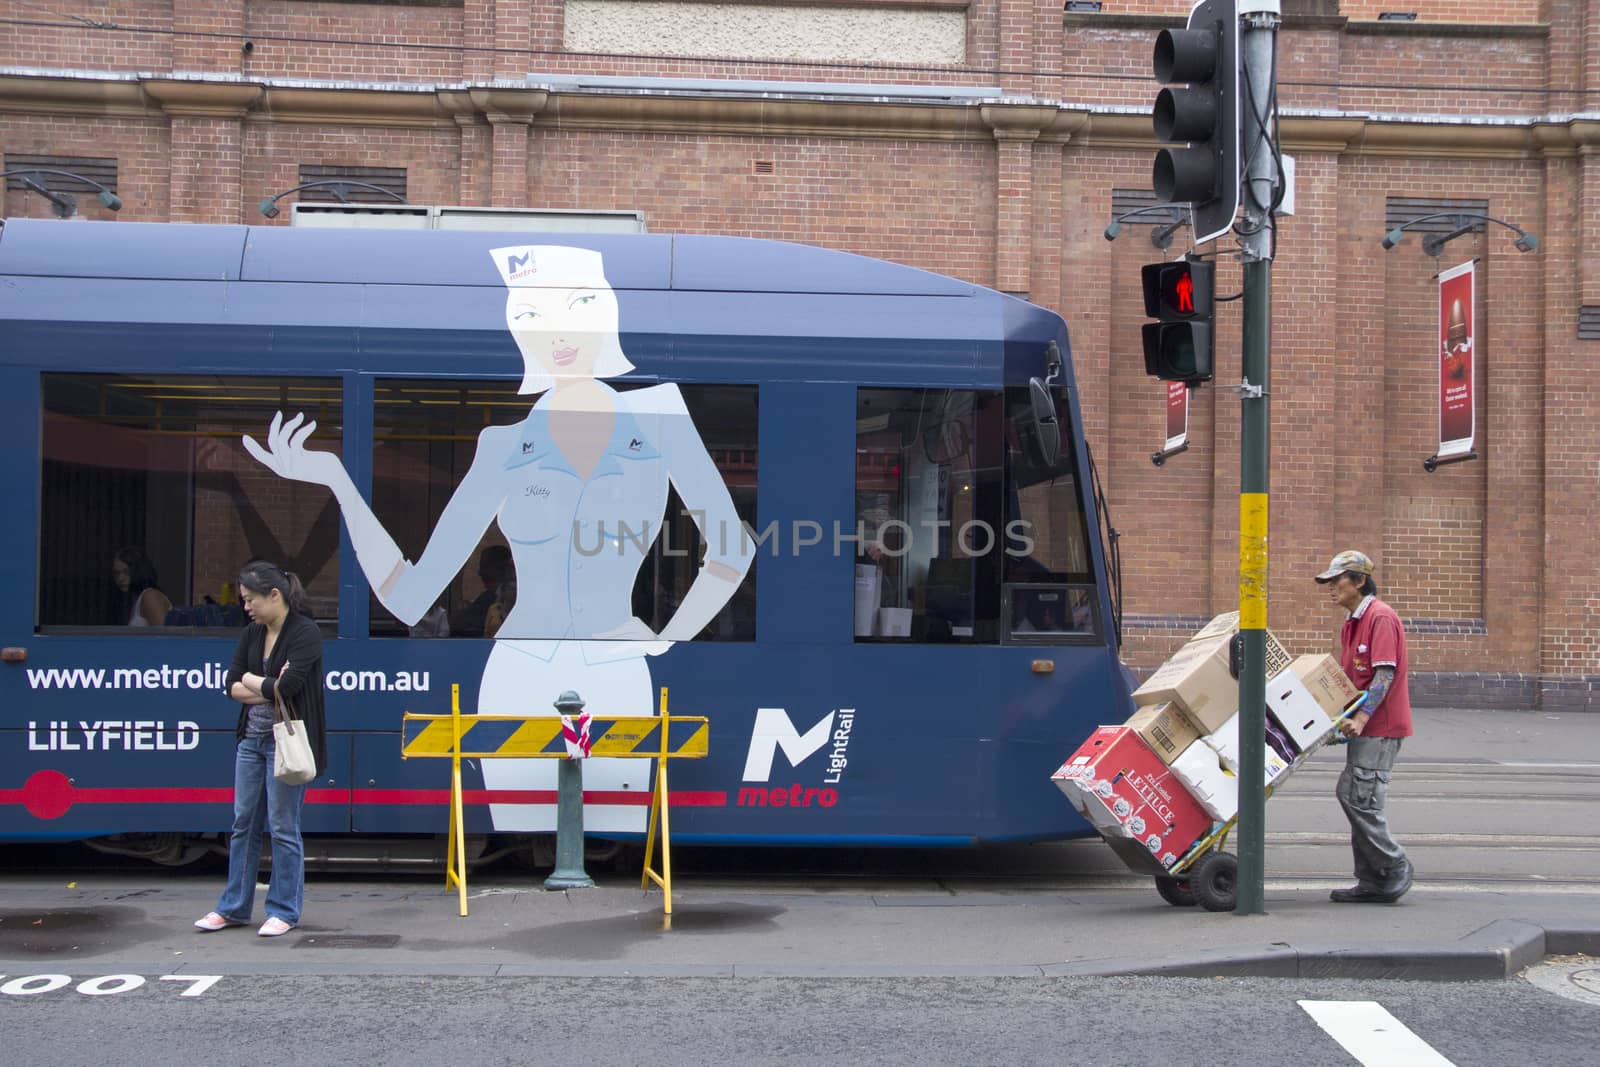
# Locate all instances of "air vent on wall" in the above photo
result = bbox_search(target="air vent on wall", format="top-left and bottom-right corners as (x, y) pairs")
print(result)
(1111, 188), (1181, 225)
(1386, 197), (1490, 233)
(296, 164), (408, 203)
(1580, 307), (1600, 341)
(4, 154), (118, 194)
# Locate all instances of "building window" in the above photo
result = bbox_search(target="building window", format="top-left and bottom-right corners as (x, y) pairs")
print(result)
(38, 375), (342, 631)
(369, 379), (757, 640)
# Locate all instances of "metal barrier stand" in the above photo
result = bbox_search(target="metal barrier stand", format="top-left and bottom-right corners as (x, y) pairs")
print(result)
(401, 685), (709, 917)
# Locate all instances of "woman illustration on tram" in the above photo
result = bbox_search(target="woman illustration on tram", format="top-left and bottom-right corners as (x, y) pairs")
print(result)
(244, 244), (751, 833)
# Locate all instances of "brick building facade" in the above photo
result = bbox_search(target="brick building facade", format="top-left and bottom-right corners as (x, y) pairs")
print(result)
(2, 0), (1596, 707)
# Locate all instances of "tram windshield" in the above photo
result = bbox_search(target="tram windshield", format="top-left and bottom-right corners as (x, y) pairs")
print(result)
(854, 384), (1095, 644)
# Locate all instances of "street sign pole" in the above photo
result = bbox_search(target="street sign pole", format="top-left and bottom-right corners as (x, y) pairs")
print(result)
(1234, 0), (1280, 917)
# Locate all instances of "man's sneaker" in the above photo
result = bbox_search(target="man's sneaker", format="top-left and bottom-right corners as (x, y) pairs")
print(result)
(258, 917), (294, 937)
(1383, 861), (1414, 902)
(1331, 877), (1410, 904)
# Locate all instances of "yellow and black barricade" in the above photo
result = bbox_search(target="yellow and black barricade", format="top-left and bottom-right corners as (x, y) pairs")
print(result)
(401, 685), (708, 916)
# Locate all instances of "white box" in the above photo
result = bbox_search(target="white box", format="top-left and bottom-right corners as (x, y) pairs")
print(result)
(877, 607), (912, 638)
(1266, 669), (1336, 752)
(854, 567), (880, 636)
(1172, 737), (1286, 823)
(1203, 712), (1297, 782)
(1170, 740), (1237, 823)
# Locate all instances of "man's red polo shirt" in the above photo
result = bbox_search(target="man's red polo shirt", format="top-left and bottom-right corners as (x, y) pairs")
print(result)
(1338, 596), (1413, 738)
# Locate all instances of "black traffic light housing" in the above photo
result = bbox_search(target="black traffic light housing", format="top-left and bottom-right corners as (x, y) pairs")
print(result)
(1152, 0), (1239, 246)
(1141, 258), (1215, 384)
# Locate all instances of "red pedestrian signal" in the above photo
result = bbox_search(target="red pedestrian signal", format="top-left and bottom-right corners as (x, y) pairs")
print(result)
(1140, 259), (1215, 384)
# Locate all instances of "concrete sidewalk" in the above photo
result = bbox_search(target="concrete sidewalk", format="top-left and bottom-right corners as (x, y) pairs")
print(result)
(2, 871), (1596, 981)
(3, 703), (1597, 981)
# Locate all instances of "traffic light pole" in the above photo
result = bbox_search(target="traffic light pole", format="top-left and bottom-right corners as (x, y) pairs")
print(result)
(1234, 0), (1280, 917)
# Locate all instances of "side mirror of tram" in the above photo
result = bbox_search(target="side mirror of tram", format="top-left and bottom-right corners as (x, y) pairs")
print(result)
(1027, 377), (1061, 469)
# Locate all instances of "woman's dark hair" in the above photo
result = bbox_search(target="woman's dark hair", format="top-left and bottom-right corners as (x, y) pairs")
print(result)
(238, 560), (311, 617)
(116, 546), (160, 594)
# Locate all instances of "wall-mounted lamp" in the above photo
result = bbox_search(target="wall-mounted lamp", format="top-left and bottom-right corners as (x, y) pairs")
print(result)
(1, 168), (122, 218)
(259, 179), (408, 219)
(1381, 211), (1538, 257)
(1104, 203), (1189, 250)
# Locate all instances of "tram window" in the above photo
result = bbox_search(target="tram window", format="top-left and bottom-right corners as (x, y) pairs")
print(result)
(370, 379), (757, 641)
(855, 388), (1006, 643)
(38, 374), (343, 631)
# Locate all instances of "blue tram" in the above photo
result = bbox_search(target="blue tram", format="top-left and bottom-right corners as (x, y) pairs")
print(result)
(0, 218), (1131, 860)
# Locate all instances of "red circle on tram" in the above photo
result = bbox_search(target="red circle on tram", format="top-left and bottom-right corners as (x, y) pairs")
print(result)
(22, 769), (74, 820)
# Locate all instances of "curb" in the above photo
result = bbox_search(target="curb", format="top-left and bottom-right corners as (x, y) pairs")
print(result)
(1049, 918), (1600, 980)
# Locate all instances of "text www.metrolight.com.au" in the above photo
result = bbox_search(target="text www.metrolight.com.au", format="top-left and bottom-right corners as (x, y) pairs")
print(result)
(25, 665), (431, 693)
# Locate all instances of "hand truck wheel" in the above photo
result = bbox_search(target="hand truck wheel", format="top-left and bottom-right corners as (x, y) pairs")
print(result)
(1189, 850), (1239, 912)
(1155, 874), (1197, 907)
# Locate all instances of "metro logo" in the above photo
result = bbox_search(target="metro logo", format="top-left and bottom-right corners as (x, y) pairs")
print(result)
(741, 708), (835, 782)
(504, 251), (537, 281)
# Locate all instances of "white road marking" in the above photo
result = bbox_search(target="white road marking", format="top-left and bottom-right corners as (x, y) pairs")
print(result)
(1494, 762), (1600, 770)
(1298, 1000), (1456, 1066)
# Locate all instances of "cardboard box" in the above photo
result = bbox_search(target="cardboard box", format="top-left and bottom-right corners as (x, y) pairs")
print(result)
(1131, 634), (1239, 731)
(1289, 654), (1361, 720)
(1192, 611), (1295, 678)
(1171, 738), (1287, 823)
(1266, 668), (1336, 752)
(1052, 726), (1213, 870)
(1124, 701), (1201, 765)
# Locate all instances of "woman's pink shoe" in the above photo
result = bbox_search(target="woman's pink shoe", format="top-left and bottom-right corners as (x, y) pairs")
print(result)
(193, 912), (243, 932)
(258, 917), (294, 937)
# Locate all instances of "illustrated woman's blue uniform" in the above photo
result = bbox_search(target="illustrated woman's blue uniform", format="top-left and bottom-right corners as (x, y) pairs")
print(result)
(379, 383), (747, 832)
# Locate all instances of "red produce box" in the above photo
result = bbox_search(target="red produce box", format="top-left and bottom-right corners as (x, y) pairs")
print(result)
(1053, 726), (1214, 870)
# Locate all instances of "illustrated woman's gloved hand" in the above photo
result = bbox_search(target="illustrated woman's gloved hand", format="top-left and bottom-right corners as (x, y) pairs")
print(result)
(243, 410), (409, 614)
(243, 411), (345, 488)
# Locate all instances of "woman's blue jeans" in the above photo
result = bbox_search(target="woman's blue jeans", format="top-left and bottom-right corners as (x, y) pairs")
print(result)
(214, 734), (307, 925)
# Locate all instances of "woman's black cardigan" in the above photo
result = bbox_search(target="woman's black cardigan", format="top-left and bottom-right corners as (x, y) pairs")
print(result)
(224, 612), (328, 773)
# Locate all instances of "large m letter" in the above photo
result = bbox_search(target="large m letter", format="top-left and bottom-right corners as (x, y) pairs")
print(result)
(742, 708), (836, 782)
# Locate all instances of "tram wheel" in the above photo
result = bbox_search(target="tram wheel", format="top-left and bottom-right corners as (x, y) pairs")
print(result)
(1155, 875), (1197, 907)
(1189, 851), (1238, 912)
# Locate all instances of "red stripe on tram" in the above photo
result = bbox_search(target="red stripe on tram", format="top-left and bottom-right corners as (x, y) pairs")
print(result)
(5, 770), (727, 819)
(349, 789), (727, 807)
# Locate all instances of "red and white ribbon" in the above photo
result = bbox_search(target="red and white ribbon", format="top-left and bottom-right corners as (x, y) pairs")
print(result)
(560, 712), (592, 759)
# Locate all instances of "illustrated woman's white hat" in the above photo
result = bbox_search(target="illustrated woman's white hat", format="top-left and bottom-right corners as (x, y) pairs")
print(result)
(491, 245), (611, 289)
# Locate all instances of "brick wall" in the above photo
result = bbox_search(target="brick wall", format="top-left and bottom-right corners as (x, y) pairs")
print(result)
(1, 0), (1596, 708)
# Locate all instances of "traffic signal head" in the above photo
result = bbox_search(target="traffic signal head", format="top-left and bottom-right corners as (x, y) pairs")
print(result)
(1151, 0), (1239, 246)
(1141, 259), (1215, 384)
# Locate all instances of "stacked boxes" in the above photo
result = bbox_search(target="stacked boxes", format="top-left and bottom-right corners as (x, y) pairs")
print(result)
(1053, 614), (1361, 864)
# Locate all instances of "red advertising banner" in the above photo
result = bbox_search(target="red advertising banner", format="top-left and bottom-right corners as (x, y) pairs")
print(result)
(1164, 380), (1188, 452)
(1437, 261), (1475, 457)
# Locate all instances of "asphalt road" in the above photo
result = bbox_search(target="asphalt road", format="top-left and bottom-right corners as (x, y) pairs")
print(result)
(1, 971), (1597, 1066)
